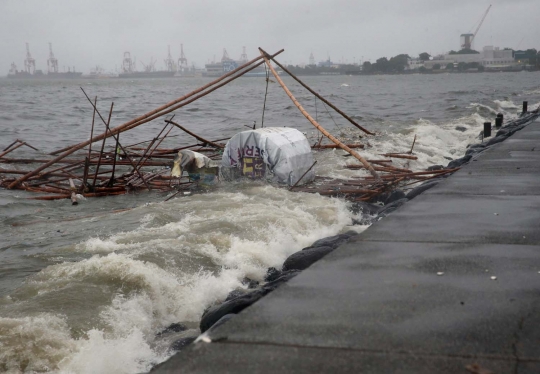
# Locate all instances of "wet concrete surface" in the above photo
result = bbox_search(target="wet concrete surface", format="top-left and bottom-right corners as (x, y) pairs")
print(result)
(154, 119), (540, 374)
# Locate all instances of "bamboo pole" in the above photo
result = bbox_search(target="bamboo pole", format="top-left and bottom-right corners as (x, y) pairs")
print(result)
(2, 140), (40, 153)
(346, 164), (412, 173)
(312, 144), (364, 149)
(81, 157), (90, 192)
(0, 169), (84, 180)
(26, 186), (71, 194)
(1, 140), (38, 153)
(27, 194), (71, 200)
(30, 169), (112, 187)
(289, 161), (317, 190)
(0, 158), (167, 167)
(108, 133), (120, 187)
(9, 50), (285, 189)
(87, 96), (97, 160)
(362, 168), (458, 180)
(92, 102), (114, 189)
(367, 160), (393, 164)
(20, 141), (39, 152)
(79, 90), (151, 191)
(259, 47), (375, 136)
(0, 142), (25, 159)
(127, 137), (230, 154)
(164, 184), (195, 202)
(258, 48), (380, 181)
(318, 188), (376, 195)
(165, 119), (224, 149)
(133, 122), (168, 171)
(2, 140), (20, 152)
(0, 169), (31, 175)
(380, 153), (418, 160)
(89, 160), (166, 166)
(316, 133), (324, 148)
(409, 135), (417, 154)
(38, 158), (88, 178)
(137, 124), (174, 173)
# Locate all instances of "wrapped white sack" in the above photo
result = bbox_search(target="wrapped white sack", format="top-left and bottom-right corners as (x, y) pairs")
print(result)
(171, 150), (219, 184)
(221, 127), (315, 186)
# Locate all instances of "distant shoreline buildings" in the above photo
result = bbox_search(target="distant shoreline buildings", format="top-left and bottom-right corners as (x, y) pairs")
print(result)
(412, 45), (525, 72)
(5, 44), (276, 79)
(5, 39), (539, 79)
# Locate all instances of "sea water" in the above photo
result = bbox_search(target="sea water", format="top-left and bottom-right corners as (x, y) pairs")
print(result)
(1, 72), (539, 373)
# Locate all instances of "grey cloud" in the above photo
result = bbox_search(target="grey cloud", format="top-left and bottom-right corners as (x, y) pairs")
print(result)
(0, 0), (538, 74)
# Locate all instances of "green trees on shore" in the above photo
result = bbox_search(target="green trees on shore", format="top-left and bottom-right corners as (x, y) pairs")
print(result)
(362, 54), (410, 73)
(279, 48), (539, 76)
(449, 49), (480, 55)
(419, 52), (431, 61)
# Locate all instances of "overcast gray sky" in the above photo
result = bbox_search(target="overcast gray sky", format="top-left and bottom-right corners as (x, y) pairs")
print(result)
(1, 0), (538, 74)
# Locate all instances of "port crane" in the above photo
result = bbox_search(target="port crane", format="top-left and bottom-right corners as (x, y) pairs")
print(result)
(24, 43), (36, 74)
(177, 44), (188, 71)
(122, 52), (134, 73)
(140, 58), (156, 73)
(239, 46), (248, 63)
(164, 45), (176, 72)
(221, 48), (232, 62)
(461, 4), (492, 50)
(47, 43), (58, 73)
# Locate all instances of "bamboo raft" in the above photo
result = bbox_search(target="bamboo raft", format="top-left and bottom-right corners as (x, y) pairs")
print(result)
(0, 48), (459, 204)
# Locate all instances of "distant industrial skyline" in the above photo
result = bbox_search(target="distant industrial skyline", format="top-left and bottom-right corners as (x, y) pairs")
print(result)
(1, 0), (538, 74)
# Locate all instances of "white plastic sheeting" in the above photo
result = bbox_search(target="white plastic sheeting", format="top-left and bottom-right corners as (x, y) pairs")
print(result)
(171, 150), (219, 184)
(221, 127), (315, 186)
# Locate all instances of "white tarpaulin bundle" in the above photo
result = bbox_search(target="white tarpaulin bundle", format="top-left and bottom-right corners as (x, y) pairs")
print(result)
(221, 127), (315, 186)
(171, 150), (219, 184)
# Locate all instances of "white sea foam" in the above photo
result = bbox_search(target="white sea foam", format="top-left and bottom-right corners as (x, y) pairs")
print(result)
(314, 110), (494, 180)
(0, 313), (164, 374)
(58, 329), (165, 374)
(493, 99), (519, 109)
(522, 87), (540, 96)
(1, 186), (353, 373)
(0, 315), (76, 373)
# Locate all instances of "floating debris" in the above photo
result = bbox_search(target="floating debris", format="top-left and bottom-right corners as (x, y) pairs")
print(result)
(0, 47), (461, 204)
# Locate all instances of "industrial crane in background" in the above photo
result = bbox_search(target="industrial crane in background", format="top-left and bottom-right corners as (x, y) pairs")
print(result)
(122, 52), (134, 73)
(221, 48), (233, 62)
(164, 45), (175, 72)
(461, 4), (492, 50)
(24, 43), (35, 74)
(140, 58), (156, 73)
(177, 44), (188, 72)
(47, 43), (58, 73)
(239, 46), (248, 63)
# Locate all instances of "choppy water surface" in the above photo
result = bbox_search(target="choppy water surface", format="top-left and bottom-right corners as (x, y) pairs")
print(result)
(1, 73), (539, 373)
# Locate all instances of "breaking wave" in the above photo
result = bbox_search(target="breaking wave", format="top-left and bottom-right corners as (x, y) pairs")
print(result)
(3, 74), (540, 373)
(0, 186), (353, 373)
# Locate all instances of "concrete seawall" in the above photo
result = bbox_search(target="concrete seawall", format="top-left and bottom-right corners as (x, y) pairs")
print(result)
(154, 118), (540, 374)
